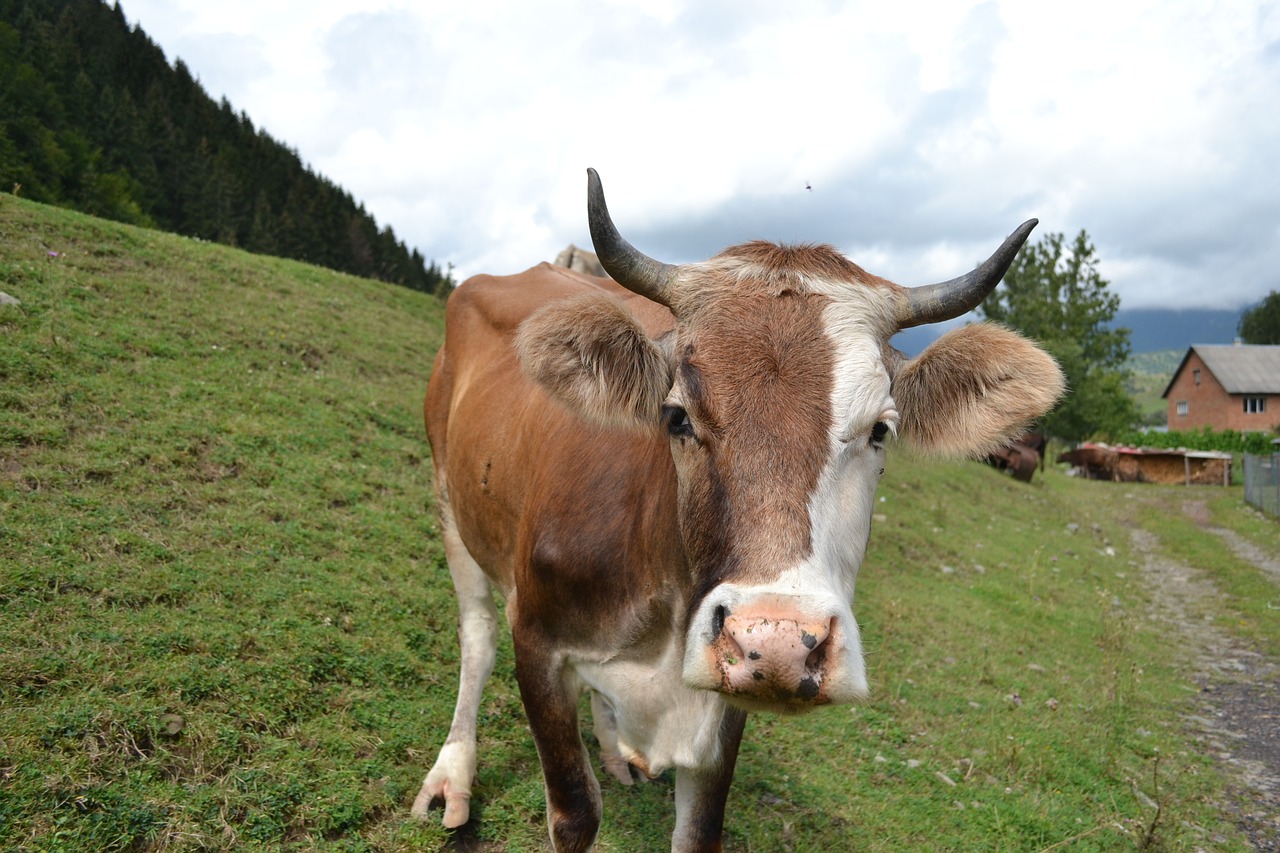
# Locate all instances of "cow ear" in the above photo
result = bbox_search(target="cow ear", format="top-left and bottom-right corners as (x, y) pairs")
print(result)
(516, 294), (672, 430)
(891, 323), (1064, 457)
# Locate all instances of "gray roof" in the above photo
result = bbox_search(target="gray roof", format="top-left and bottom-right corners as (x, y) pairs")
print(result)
(1164, 345), (1280, 397)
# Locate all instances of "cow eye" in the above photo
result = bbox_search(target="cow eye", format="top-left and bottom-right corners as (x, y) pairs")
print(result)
(870, 421), (890, 446)
(663, 404), (695, 439)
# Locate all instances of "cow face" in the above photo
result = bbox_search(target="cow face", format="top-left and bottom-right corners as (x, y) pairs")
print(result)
(515, 170), (1064, 713)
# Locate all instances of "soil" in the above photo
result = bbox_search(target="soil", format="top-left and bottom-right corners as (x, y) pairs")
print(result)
(1130, 500), (1280, 850)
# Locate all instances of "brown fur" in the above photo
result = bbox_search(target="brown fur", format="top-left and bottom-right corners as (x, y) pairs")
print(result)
(671, 291), (834, 583)
(669, 242), (894, 314)
(892, 323), (1065, 457)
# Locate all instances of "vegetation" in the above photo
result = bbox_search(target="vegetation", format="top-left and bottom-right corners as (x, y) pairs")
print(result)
(0, 0), (452, 296)
(1238, 290), (1280, 345)
(1113, 427), (1280, 456)
(4, 197), (1277, 850)
(1124, 349), (1182, 428)
(979, 230), (1138, 442)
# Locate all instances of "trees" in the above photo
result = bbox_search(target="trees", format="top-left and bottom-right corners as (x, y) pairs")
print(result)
(1, 0), (455, 297)
(1238, 290), (1280, 345)
(978, 230), (1138, 442)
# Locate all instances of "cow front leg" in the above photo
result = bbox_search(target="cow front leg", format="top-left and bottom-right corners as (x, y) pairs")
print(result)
(671, 707), (746, 853)
(412, 506), (498, 828)
(515, 639), (601, 853)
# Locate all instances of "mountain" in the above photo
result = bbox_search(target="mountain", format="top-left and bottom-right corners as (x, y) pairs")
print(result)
(0, 0), (452, 295)
(891, 307), (1243, 357)
(1110, 308), (1242, 352)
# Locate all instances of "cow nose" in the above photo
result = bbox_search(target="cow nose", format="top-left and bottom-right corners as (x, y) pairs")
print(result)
(712, 605), (835, 703)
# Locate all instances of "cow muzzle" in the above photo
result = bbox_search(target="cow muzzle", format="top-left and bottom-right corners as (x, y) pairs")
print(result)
(684, 593), (867, 710)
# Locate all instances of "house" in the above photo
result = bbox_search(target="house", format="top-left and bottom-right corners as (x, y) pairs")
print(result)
(1162, 344), (1280, 431)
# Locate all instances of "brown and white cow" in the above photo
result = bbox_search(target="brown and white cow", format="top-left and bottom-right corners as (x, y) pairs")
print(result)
(412, 169), (1064, 851)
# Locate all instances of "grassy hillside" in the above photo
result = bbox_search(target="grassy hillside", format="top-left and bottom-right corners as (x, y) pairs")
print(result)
(1125, 349), (1181, 426)
(2, 196), (1277, 851)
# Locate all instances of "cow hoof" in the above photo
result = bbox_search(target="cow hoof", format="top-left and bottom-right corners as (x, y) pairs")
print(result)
(411, 775), (472, 828)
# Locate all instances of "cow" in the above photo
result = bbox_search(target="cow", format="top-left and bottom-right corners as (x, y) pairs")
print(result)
(986, 442), (1041, 482)
(553, 243), (608, 278)
(1019, 431), (1049, 472)
(986, 431), (1049, 482)
(412, 169), (1065, 852)
(1057, 444), (1120, 481)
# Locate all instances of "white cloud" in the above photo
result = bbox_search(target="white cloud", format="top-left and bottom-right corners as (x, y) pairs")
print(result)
(121, 0), (1280, 310)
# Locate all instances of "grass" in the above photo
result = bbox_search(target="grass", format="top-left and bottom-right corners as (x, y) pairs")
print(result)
(3, 194), (1279, 851)
(1124, 350), (1180, 426)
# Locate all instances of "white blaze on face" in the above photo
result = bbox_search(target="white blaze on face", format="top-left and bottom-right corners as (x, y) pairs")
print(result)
(810, 288), (901, 604)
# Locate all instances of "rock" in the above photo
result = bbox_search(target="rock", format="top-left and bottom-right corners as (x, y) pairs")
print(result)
(160, 714), (185, 736)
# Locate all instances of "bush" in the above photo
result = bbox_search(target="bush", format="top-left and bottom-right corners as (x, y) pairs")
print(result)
(1112, 426), (1279, 455)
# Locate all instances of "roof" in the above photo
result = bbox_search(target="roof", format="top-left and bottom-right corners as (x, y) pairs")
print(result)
(1161, 344), (1280, 398)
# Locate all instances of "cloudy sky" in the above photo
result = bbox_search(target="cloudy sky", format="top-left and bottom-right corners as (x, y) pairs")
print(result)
(119, 0), (1279, 313)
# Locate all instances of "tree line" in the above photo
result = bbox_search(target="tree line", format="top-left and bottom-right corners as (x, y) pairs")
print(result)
(978, 229), (1137, 442)
(0, 0), (453, 296)
(1239, 291), (1280, 345)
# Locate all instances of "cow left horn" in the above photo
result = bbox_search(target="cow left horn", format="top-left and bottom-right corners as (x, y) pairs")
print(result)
(897, 219), (1038, 329)
(587, 168), (679, 307)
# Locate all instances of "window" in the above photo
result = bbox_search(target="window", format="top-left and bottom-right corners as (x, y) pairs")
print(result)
(1193, 369), (1201, 385)
(1176, 401), (1188, 416)
(1244, 397), (1267, 414)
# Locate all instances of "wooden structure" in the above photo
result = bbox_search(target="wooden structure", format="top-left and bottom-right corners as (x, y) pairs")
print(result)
(1059, 443), (1232, 486)
(1113, 448), (1232, 486)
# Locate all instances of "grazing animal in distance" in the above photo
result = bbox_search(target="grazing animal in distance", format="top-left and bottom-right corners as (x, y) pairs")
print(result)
(987, 431), (1049, 482)
(1057, 444), (1121, 481)
(413, 169), (1064, 852)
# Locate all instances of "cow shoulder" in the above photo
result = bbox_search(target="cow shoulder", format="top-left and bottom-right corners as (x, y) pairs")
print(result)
(892, 323), (1064, 457)
(444, 264), (622, 339)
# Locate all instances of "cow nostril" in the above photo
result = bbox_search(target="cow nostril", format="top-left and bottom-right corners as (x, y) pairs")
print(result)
(803, 619), (835, 671)
(710, 604), (727, 640)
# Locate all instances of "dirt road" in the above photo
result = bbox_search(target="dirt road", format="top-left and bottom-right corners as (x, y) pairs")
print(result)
(1132, 501), (1280, 850)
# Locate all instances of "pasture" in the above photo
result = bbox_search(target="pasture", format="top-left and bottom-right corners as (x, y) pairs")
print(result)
(2, 195), (1277, 851)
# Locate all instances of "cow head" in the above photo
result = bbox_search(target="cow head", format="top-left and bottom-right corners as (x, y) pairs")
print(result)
(517, 169), (1063, 712)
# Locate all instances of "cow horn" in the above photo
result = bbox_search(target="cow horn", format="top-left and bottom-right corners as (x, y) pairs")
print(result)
(897, 219), (1038, 329)
(587, 168), (679, 307)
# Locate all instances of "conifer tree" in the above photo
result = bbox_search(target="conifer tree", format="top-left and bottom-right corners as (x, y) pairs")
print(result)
(978, 230), (1137, 441)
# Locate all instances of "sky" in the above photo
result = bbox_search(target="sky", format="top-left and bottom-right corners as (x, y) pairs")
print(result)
(117, 0), (1280, 314)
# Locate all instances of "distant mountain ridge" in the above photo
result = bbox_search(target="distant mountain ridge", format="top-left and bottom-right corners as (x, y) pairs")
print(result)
(892, 307), (1244, 357)
(1111, 308), (1243, 353)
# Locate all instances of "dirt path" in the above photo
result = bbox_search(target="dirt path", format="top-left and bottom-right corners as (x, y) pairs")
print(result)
(1130, 502), (1280, 849)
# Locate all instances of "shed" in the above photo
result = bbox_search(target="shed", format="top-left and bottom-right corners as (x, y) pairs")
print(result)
(1112, 448), (1232, 486)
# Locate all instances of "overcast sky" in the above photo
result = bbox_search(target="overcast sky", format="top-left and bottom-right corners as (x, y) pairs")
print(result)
(118, 0), (1279, 313)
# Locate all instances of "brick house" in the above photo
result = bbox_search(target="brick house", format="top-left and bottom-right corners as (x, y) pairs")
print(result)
(1163, 344), (1280, 431)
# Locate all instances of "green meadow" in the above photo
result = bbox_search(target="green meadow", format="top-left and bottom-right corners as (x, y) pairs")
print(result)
(2, 195), (1277, 851)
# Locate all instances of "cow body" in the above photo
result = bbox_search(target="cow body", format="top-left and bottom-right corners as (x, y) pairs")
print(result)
(413, 171), (1064, 852)
(1057, 445), (1120, 480)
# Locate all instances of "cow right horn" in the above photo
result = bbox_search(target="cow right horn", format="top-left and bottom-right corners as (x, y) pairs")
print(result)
(896, 218), (1038, 329)
(587, 168), (679, 307)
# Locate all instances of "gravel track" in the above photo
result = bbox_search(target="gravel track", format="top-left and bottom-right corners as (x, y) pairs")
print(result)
(1131, 502), (1280, 850)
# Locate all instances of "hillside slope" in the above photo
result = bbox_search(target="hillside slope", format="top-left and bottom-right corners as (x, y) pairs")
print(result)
(2, 197), (1277, 851)
(1, 0), (452, 294)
